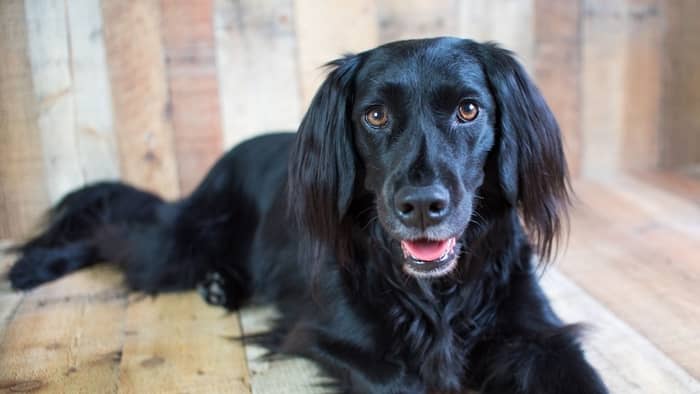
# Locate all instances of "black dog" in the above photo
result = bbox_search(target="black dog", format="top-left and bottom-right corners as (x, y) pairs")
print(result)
(9, 38), (608, 393)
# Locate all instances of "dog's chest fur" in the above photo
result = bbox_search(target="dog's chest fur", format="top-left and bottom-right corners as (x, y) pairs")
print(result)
(378, 275), (496, 392)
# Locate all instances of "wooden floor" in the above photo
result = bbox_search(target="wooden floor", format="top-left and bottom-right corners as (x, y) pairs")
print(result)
(1, 174), (699, 394)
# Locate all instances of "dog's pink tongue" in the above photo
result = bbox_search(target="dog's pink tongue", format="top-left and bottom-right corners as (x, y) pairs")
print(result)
(401, 238), (453, 261)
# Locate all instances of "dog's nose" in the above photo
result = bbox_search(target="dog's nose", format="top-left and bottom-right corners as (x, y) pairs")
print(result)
(394, 185), (450, 228)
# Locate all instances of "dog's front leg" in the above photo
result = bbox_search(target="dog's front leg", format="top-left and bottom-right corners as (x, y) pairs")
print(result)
(471, 273), (609, 394)
(472, 325), (608, 394)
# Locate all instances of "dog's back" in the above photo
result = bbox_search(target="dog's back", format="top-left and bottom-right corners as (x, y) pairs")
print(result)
(9, 133), (296, 309)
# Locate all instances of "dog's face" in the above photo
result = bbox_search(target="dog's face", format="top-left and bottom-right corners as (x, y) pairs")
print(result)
(351, 40), (496, 277)
(290, 38), (568, 279)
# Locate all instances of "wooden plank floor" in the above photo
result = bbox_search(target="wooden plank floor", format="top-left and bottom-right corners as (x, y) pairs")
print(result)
(1, 174), (699, 393)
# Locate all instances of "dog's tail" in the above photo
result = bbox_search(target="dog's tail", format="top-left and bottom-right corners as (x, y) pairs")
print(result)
(7, 181), (204, 292)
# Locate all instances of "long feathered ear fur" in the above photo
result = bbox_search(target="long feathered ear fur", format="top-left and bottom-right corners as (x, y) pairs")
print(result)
(288, 54), (361, 265)
(478, 42), (571, 262)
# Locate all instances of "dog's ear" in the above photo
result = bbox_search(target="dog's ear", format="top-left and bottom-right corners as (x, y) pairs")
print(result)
(478, 42), (570, 261)
(288, 54), (361, 261)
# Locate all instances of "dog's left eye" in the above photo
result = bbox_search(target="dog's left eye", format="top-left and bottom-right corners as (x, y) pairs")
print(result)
(364, 106), (389, 128)
(457, 100), (479, 122)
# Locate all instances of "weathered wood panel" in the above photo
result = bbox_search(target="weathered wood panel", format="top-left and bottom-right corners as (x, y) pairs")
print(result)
(117, 293), (249, 393)
(214, 0), (301, 149)
(534, 0), (583, 176)
(0, 241), (23, 344)
(543, 269), (700, 393)
(458, 0), (535, 70)
(621, 0), (663, 171)
(378, 0), (457, 42)
(66, 0), (121, 183)
(0, 0), (50, 238)
(661, 0), (700, 169)
(295, 0), (379, 108)
(0, 267), (127, 393)
(581, 0), (628, 178)
(581, 0), (665, 176)
(25, 0), (85, 202)
(160, 0), (223, 194)
(102, 0), (181, 199)
(562, 178), (700, 378)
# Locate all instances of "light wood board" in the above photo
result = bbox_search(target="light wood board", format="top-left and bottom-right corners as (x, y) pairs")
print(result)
(214, 0), (302, 149)
(0, 0), (50, 239)
(160, 0), (223, 195)
(101, 0), (181, 199)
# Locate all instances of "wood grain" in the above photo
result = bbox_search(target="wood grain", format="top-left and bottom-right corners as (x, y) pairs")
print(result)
(621, 0), (662, 171)
(0, 266), (128, 393)
(117, 293), (249, 393)
(635, 169), (700, 204)
(102, 0), (181, 199)
(378, 0), (458, 42)
(458, 0), (535, 70)
(294, 0), (379, 108)
(660, 0), (700, 169)
(214, 0), (302, 149)
(0, 263), (250, 393)
(66, 0), (121, 183)
(0, 0), (50, 239)
(534, 0), (582, 177)
(542, 269), (700, 393)
(25, 0), (85, 202)
(160, 0), (223, 194)
(581, 0), (627, 179)
(561, 178), (700, 378)
(0, 243), (23, 343)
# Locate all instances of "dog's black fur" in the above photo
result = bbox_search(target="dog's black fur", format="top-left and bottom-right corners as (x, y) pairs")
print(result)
(8, 38), (608, 393)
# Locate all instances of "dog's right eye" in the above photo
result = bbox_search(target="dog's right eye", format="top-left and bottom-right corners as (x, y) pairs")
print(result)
(364, 106), (389, 128)
(457, 100), (479, 122)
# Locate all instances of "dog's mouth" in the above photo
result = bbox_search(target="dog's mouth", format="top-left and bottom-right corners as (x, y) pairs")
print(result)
(400, 237), (460, 278)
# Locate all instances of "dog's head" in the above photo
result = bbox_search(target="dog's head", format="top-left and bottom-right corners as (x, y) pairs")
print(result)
(289, 38), (569, 278)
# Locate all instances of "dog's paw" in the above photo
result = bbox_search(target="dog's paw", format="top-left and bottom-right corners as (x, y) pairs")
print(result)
(8, 257), (43, 290)
(197, 272), (228, 306)
(7, 243), (95, 291)
(8, 249), (61, 290)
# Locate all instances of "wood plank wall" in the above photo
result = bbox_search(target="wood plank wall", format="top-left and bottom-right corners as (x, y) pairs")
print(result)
(1, 0), (698, 239)
(661, 0), (700, 169)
